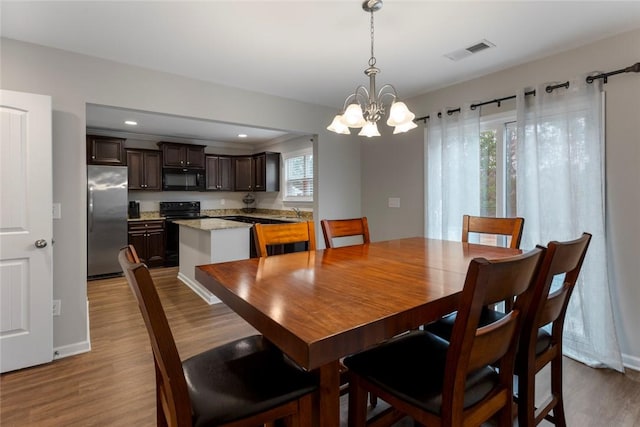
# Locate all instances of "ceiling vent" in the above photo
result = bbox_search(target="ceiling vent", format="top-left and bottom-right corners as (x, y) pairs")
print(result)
(444, 39), (496, 61)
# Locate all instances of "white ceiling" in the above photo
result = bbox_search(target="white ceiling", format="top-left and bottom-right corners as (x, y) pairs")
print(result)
(3, 1), (640, 143)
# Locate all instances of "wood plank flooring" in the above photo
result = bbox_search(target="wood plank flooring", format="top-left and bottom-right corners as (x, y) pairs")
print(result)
(1, 267), (639, 426)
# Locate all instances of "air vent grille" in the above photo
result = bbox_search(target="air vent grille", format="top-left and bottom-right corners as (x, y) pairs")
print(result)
(445, 39), (496, 61)
(466, 42), (492, 53)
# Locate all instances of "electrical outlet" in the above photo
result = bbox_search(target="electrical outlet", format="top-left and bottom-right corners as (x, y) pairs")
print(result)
(52, 299), (61, 316)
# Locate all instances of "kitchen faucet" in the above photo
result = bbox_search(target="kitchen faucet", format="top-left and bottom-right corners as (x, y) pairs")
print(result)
(292, 207), (302, 218)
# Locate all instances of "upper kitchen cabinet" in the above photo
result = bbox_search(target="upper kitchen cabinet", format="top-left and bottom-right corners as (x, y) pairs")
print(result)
(206, 155), (234, 191)
(234, 152), (280, 192)
(254, 152), (280, 192)
(158, 142), (205, 168)
(127, 149), (161, 191)
(234, 156), (253, 191)
(87, 135), (126, 165)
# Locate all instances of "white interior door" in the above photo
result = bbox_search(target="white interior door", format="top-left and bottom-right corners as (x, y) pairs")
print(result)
(0, 89), (53, 373)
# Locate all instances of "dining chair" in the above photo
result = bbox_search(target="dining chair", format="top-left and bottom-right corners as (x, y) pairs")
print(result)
(516, 233), (591, 427)
(320, 216), (378, 406)
(425, 215), (526, 335)
(117, 245), (317, 427)
(321, 217), (370, 248)
(253, 220), (316, 257)
(344, 247), (544, 427)
(462, 214), (525, 249)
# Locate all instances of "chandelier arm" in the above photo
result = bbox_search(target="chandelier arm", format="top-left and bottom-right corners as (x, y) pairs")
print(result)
(377, 84), (400, 104)
(339, 87), (368, 110)
(352, 85), (370, 106)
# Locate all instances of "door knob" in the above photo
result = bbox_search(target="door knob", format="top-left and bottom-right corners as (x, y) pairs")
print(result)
(35, 239), (47, 248)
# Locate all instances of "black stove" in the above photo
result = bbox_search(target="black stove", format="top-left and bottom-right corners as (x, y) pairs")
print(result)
(160, 201), (209, 266)
(159, 201), (209, 220)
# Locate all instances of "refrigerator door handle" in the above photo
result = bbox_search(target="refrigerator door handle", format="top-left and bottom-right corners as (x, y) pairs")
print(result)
(88, 184), (94, 233)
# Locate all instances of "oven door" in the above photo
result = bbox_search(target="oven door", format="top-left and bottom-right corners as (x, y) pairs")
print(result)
(164, 218), (181, 267)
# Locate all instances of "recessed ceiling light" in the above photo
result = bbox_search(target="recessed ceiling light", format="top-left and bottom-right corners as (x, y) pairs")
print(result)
(238, 134), (248, 138)
(124, 120), (138, 126)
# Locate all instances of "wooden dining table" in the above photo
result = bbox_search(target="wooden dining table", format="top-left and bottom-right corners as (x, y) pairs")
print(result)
(195, 237), (521, 426)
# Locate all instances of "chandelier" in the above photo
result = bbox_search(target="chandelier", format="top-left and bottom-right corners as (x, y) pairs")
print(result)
(327, 0), (417, 137)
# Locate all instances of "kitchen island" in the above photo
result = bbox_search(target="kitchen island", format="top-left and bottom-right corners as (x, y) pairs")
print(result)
(172, 218), (252, 304)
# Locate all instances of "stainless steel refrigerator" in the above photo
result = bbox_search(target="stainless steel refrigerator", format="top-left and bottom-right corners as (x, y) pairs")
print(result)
(87, 165), (128, 278)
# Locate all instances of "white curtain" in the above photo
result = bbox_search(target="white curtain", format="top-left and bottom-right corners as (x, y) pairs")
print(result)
(425, 105), (481, 240)
(516, 77), (624, 371)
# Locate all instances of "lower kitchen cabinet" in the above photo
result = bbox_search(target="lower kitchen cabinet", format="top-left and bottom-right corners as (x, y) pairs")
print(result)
(128, 220), (165, 268)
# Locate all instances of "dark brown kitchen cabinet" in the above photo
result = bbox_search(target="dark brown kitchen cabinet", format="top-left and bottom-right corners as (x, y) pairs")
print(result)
(206, 155), (234, 191)
(158, 142), (205, 168)
(126, 149), (162, 191)
(233, 156), (253, 191)
(254, 152), (280, 192)
(128, 220), (165, 268)
(87, 135), (126, 165)
(233, 152), (280, 192)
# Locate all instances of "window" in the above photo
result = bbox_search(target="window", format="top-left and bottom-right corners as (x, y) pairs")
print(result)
(479, 113), (517, 218)
(283, 149), (313, 202)
(477, 114), (517, 246)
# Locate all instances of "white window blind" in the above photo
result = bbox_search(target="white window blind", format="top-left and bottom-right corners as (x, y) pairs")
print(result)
(284, 150), (313, 201)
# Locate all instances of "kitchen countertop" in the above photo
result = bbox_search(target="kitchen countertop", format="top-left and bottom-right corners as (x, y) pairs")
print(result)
(159, 214), (309, 231)
(128, 211), (310, 223)
(172, 217), (253, 231)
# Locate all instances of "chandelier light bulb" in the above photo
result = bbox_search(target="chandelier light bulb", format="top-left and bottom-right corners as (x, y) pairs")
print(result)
(358, 121), (381, 137)
(388, 101), (411, 124)
(343, 103), (366, 128)
(327, 115), (351, 134)
(393, 120), (419, 134)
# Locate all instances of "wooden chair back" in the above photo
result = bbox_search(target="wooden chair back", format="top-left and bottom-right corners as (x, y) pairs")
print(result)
(320, 217), (370, 248)
(118, 245), (192, 427)
(517, 233), (591, 427)
(444, 247), (544, 425)
(253, 221), (316, 258)
(462, 214), (525, 249)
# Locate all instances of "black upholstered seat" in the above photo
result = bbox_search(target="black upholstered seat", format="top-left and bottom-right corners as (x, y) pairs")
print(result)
(344, 249), (544, 427)
(344, 331), (499, 415)
(118, 245), (317, 427)
(183, 335), (317, 427)
(427, 309), (553, 356)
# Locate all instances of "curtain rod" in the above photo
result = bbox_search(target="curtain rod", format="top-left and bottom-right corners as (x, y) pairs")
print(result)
(415, 61), (640, 122)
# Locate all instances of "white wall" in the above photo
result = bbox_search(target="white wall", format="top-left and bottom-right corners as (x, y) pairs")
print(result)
(0, 38), (361, 353)
(361, 29), (640, 367)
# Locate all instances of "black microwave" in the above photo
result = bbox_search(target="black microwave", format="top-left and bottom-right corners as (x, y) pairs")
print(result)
(162, 168), (205, 191)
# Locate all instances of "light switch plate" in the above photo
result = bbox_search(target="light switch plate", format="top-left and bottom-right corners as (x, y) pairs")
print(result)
(388, 197), (400, 208)
(52, 203), (62, 219)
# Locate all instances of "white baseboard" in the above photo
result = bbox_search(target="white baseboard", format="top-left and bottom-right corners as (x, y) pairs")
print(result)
(622, 352), (640, 372)
(177, 272), (221, 305)
(53, 340), (91, 360)
(53, 300), (92, 360)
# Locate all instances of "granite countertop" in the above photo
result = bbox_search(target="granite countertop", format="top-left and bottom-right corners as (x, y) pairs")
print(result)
(128, 210), (311, 223)
(172, 217), (253, 231)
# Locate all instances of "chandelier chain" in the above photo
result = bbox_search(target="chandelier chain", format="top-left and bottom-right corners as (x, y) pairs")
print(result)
(369, 10), (376, 67)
